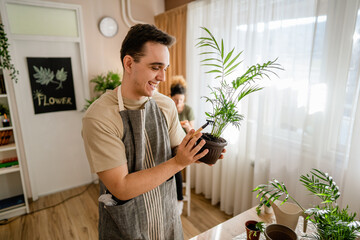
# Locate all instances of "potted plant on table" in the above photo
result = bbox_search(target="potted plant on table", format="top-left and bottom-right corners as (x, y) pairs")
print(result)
(245, 220), (265, 240)
(196, 27), (282, 164)
(83, 71), (121, 110)
(253, 168), (360, 240)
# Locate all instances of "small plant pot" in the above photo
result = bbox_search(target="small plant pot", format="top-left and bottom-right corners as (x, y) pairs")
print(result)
(197, 133), (227, 164)
(245, 220), (261, 240)
(264, 224), (297, 240)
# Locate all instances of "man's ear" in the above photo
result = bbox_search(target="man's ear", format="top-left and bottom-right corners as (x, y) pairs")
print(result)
(123, 55), (133, 73)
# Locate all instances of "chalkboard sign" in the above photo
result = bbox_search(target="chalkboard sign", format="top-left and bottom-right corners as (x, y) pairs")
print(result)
(26, 57), (77, 114)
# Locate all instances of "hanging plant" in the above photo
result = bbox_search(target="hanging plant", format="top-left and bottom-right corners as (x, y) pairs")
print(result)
(0, 23), (19, 83)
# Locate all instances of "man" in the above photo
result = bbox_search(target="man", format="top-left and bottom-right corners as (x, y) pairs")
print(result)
(82, 24), (223, 239)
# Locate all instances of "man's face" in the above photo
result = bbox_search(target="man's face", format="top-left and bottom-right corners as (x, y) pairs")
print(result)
(128, 42), (170, 100)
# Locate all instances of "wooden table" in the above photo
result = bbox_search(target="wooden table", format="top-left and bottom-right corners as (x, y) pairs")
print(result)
(190, 206), (274, 240)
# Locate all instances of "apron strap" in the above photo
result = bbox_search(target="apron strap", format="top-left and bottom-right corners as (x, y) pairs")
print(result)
(117, 86), (125, 111)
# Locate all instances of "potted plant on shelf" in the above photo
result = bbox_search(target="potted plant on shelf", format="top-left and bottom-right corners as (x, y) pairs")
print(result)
(196, 27), (282, 164)
(253, 168), (360, 240)
(0, 23), (19, 83)
(84, 71), (121, 110)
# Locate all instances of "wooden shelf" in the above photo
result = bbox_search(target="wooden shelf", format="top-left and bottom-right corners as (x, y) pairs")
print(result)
(0, 165), (20, 176)
(0, 143), (16, 152)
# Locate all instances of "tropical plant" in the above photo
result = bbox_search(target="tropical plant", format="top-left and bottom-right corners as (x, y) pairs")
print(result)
(253, 169), (360, 240)
(0, 23), (18, 83)
(196, 27), (282, 138)
(84, 71), (121, 110)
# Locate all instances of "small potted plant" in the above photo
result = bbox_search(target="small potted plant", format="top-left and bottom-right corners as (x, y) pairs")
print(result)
(253, 168), (360, 240)
(245, 220), (264, 240)
(196, 27), (282, 164)
(83, 71), (121, 110)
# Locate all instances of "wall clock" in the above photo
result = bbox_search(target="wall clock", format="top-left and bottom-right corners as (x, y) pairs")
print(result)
(99, 17), (118, 38)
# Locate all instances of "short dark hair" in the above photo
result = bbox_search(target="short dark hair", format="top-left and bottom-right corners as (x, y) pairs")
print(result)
(170, 84), (186, 97)
(120, 24), (175, 67)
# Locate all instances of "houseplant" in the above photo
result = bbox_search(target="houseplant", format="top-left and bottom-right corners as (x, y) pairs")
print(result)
(196, 27), (282, 164)
(245, 220), (264, 240)
(0, 104), (9, 116)
(84, 71), (121, 110)
(0, 23), (18, 83)
(253, 168), (360, 240)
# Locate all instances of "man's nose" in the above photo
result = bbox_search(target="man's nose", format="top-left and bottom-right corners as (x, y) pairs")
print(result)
(156, 69), (166, 82)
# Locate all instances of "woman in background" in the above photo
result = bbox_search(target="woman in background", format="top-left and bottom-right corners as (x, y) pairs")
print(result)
(170, 75), (195, 215)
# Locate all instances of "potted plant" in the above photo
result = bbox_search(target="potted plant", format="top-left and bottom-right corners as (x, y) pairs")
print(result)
(0, 23), (18, 83)
(0, 104), (9, 116)
(195, 27), (282, 164)
(245, 220), (264, 240)
(253, 168), (360, 240)
(83, 71), (121, 110)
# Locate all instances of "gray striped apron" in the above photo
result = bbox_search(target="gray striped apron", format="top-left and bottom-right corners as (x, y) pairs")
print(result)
(98, 88), (183, 240)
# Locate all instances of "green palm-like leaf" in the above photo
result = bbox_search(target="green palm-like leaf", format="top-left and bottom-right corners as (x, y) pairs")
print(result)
(196, 27), (282, 138)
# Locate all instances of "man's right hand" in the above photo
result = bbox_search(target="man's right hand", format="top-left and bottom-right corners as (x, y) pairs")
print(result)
(174, 129), (208, 168)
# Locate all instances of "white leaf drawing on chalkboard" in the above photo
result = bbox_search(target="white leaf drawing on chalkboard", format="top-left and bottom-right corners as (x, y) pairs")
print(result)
(33, 66), (54, 85)
(33, 66), (68, 90)
(55, 68), (67, 89)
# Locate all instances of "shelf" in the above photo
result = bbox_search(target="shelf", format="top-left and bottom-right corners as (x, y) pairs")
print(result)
(0, 143), (16, 152)
(0, 126), (13, 131)
(0, 53), (28, 220)
(0, 205), (26, 220)
(0, 165), (20, 175)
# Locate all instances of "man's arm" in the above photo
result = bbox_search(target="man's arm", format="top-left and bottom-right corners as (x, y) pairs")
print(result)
(98, 129), (208, 200)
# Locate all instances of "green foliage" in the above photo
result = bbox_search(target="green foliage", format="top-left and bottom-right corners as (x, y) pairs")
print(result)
(196, 27), (282, 138)
(255, 221), (265, 233)
(84, 71), (121, 110)
(0, 104), (9, 116)
(253, 169), (360, 240)
(0, 23), (18, 83)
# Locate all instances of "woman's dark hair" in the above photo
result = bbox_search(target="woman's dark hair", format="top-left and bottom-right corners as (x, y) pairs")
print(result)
(170, 84), (186, 97)
(120, 24), (175, 67)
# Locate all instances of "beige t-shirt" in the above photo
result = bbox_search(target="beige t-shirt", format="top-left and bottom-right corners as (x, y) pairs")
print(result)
(82, 88), (185, 173)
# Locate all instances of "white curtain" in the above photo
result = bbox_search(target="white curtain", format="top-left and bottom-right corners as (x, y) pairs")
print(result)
(186, 0), (360, 215)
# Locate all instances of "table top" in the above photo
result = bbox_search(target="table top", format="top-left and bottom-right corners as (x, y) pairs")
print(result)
(190, 206), (274, 240)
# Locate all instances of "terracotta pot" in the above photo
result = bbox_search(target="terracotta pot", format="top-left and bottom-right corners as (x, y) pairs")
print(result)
(264, 224), (297, 240)
(245, 220), (261, 240)
(197, 133), (227, 164)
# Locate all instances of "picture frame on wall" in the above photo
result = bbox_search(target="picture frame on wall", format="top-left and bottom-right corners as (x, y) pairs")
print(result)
(26, 57), (77, 114)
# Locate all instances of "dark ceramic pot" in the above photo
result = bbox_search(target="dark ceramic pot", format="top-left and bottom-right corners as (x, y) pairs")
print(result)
(264, 224), (297, 240)
(245, 220), (261, 240)
(197, 133), (227, 164)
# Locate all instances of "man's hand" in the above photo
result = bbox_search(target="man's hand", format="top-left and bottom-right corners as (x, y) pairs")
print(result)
(174, 129), (208, 168)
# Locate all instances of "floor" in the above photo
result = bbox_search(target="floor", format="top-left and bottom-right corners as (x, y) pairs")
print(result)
(0, 183), (232, 240)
